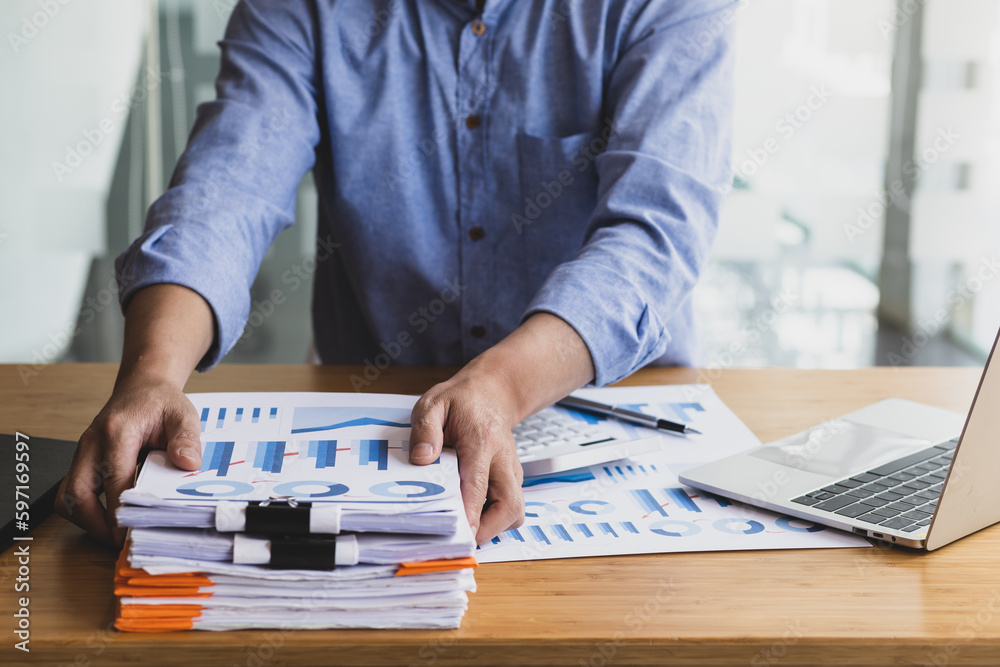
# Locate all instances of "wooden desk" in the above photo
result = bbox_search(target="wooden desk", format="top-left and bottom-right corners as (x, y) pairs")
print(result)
(3, 364), (1000, 666)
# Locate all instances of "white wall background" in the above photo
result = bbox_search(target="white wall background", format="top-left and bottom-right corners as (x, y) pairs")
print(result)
(0, 0), (149, 362)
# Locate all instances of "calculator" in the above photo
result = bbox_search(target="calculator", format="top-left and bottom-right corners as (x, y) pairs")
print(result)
(512, 407), (660, 477)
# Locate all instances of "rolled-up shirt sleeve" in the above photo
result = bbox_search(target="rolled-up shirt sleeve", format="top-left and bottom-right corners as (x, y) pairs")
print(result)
(524, 1), (735, 386)
(115, 0), (321, 370)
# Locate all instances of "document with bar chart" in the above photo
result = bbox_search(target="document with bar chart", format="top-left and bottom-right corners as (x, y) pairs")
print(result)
(476, 385), (869, 563)
(131, 392), (458, 509)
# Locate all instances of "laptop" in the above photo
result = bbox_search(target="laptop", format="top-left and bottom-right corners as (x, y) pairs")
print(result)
(680, 326), (1000, 551)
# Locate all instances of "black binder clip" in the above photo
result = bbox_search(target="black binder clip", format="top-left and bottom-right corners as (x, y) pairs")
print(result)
(268, 535), (340, 570)
(245, 497), (313, 535)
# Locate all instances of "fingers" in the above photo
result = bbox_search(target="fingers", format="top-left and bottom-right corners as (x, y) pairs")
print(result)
(409, 394), (447, 465)
(102, 431), (144, 548)
(163, 402), (203, 471)
(476, 456), (525, 545)
(55, 431), (115, 546)
(456, 433), (525, 543)
(457, 443), (492, 538)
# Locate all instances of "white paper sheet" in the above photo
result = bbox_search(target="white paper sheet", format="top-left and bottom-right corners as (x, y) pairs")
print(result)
(123, 392), (467, 537)
(476, 385), (870, 563)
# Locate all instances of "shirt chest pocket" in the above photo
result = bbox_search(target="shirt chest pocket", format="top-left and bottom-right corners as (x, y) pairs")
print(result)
(514, 130), (600, 232)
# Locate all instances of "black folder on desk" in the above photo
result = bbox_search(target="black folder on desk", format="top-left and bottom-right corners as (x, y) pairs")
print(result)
(2, 433), (77, 550)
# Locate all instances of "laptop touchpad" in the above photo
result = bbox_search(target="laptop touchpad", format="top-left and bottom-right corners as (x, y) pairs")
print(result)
(749, 421), (932, 478)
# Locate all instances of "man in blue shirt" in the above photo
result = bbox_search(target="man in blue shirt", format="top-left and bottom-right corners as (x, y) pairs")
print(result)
(56, 0), (734, 545)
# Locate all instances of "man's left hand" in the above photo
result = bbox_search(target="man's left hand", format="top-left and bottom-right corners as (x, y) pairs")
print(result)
(407, 312), (596, 544)
(409, 368), (525, 544)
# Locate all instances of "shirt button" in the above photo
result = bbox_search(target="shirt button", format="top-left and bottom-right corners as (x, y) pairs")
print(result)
(470, 325), (486, 338)
(468, 226), (485, 241)
(465, 114), (481, 130)
(471, 20), (486, 36)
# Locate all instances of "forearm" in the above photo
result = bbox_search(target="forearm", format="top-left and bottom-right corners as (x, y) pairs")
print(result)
(461, 312), (595, 426)
(116, 284), (216, 390)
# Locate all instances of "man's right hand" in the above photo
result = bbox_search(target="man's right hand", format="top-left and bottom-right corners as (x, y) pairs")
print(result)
(55, 374), (203, 546)
(55, 283), (216, 547)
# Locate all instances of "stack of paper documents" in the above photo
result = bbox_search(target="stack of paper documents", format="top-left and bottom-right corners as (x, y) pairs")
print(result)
(114, 392), (477, 631)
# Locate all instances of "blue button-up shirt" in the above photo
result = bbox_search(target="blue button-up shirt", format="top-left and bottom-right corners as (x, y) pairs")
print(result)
(116, 0), (734, 386)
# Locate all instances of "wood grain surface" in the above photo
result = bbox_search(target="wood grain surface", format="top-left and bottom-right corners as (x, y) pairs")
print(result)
(3, 363), (999, 666)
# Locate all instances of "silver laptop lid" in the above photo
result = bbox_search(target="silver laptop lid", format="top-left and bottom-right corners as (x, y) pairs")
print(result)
(926, 325), (1000, 550)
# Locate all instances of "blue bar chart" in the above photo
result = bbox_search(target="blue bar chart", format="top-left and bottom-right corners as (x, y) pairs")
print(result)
(528, 525), (550, 545)
(492, 522), (648, 546)
(304, 440), (338, 469)
(358, 439), (389, 471)
(627, 488), (710, 516)
(666, 488), (702, 512)
(552, 524), (573, 541)
(630, 489), (668, 516)
(705, 492), (731, 507)
(488, 514), (809, 546)
(197, 405), (279, 430)
(185, 438), (411, 473)
(602, 463), (658, 483)
(252, 441), (287, 474)
(199, 441), (235, 477)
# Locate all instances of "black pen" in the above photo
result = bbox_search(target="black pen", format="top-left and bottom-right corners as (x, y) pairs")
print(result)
(556, 395), (701, 436)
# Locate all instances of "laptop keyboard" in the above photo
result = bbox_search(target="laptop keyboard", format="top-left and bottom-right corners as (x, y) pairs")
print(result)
(791, 437), (959, 534)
